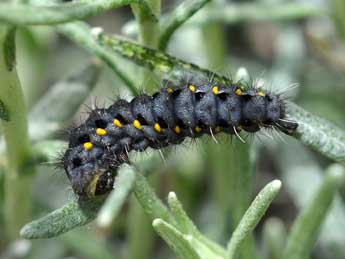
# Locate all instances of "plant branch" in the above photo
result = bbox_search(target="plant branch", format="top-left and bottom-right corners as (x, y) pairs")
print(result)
(158, 0), (211, 51)
(0, 0), (150, 25)
(0, 26), (36, 240)
(58, 22), (138, 95)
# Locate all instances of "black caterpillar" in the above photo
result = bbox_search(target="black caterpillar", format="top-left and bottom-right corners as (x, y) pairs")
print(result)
(63, 76), (298, 199)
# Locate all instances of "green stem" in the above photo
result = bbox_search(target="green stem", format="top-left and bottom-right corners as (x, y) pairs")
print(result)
(131, 0), (160, 85)
(133, 172), (174, 224)
(158, 0), (211, 51)
(227, 180), (282, 259)
(58, 22), (138, 95)
(97, 32), (230, 84)
(0, 26), (35, 240)
(124, 2), (324, 37)
(331, 0), (345, 43)
(0, 0), (146, 25)
(131, 0), (160, 48)
(283, 164), (345, 259)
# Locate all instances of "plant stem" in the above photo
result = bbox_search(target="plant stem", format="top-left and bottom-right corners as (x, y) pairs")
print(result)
(131, 0), (160, 85)
(133, 172), (174, 224)
(0, 0), (144, 25)
(58, 22), (138, 95)
(158, 0), (211, 51)
(0, 26), (35, 240)
(331, 0), (345, 43)
(131, 0), (160, 48)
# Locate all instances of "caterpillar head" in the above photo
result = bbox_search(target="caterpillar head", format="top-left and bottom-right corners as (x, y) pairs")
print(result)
(63, 147), (115, 199)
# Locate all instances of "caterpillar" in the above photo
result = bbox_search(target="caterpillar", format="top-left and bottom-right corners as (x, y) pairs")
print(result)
(62, 76), (298, 199)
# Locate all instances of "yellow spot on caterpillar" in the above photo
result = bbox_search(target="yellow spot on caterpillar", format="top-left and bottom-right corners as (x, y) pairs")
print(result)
(166, 87), (174, 93)
(188, 84), (196, 92)
(212, 86), (219, 94)
(113, 118), (123, 128)
(174, 126), (181, 134)
(195, 126), (202, 133)
(133, 119), (142, 129)
(235, 88), (242, 95)
(96, 128), (107, 136)
(83, 142), (93, 150)
(154, 122), (161, 132)
(258, 91), (265, 97)
(215, 127), (221, 133)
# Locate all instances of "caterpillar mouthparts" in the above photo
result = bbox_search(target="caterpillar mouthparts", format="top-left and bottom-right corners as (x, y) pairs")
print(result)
(62, 77), (298, 199)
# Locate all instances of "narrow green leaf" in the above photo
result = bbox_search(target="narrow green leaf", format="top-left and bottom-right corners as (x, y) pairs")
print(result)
(227, 180), (282, 259)
(20, 196), (104, 239)
(133, 171), (174, 224)
(123, 3), (324, 37)
(58, 22), (138, 95)
(20, 157), (162, 239)
(287, 103), (345, 164)
(278, 142), (345, 258)
(97, 165), (136, 228)
(96, 31), (230, 85)
(158, 0), (211, 50)
(0, 0), (139, 25)
(0, 25), (35, 240)
(283, 164), (345, 259)
(152, 218), (200, 259)
(168, 192), (227, 258)
(167, 192), (198, 235)
(331, 0), (345, 42)
(29, 61), (101, 141)
(20, 165), (133, 239)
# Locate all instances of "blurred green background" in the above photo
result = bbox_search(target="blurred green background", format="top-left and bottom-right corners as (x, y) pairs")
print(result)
(1, 0), (345, 258)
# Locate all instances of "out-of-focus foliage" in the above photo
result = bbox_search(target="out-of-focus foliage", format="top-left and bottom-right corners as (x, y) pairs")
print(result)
(0, 0), (345, 259)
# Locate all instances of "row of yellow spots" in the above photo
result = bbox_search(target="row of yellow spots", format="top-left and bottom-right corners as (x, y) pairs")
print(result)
(83, 118), (182, 150)
(186, 83), (265, 97)
(235, 88), (266, 97)
(83, 85), (265, 151)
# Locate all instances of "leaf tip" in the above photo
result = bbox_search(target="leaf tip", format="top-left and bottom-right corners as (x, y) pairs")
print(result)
(327, 164), (345, 185)
(19, 223), (33, 239)
(168, 191), (177, 200)
(271, 179), (282, 190)
(152, 218), (164, 228)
